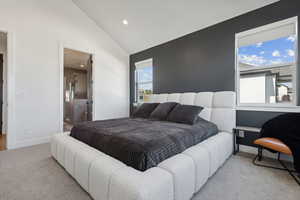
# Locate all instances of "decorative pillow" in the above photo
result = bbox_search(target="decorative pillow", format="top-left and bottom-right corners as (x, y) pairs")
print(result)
(150, 102), (178, 120)
(166, 104), (203, 125)
(132, 103), (159, 118)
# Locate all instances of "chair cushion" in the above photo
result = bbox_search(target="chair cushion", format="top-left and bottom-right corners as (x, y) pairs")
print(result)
(254, 137), (292, 155)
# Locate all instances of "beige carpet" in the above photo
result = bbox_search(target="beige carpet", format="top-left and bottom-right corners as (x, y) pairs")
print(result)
(0, 144), (299, 200)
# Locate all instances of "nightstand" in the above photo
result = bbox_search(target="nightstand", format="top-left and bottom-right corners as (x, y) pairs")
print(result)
(233, 126), (261, 154)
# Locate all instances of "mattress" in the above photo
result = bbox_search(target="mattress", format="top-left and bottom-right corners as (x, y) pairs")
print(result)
(70, 117), (218, 171)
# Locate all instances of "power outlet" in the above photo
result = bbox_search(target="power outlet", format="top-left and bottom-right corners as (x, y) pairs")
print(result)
(238, 130), (245, 138)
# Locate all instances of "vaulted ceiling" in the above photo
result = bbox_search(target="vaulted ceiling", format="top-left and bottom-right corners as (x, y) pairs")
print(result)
(64, 48), (91, 70)
(73, 0), (278, 54)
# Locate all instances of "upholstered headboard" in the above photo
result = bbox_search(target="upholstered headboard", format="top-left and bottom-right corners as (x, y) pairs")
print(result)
(146, 91), (236, 133)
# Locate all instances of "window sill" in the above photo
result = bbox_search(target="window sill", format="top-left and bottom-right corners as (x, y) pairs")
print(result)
(236, 105), (300, 113)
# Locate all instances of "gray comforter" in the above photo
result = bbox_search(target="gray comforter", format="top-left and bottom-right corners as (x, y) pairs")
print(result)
(70, 117), (218, 171)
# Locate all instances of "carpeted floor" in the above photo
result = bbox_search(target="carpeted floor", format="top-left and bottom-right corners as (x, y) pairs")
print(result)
(0, 144), (299, 200)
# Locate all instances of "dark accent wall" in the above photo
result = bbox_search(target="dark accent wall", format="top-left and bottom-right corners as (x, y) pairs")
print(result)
(130, 0), (300, 128)
(236, 110), (285, 127)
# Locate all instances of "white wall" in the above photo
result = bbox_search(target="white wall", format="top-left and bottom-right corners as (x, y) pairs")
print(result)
(0, 0), (129, 149)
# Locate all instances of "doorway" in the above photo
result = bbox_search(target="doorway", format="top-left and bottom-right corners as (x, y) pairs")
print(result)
(63, 48), (93, 132)
(0, 54), (4, 150)
(0, 32), (7, 151)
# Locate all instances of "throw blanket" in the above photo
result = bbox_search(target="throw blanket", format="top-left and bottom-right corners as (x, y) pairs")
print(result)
(260, 113), (300, 172)
(70, 117), (218, 171)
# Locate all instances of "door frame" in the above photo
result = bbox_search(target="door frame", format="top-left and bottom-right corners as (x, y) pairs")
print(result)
(59, 43), (96, 132)
(0, 30), (16, 149)
(0, 54), (3, 134)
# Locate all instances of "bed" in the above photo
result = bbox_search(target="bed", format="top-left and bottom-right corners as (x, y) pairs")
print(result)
(70, 117), (218, 171)
(51, 91), (236, 200)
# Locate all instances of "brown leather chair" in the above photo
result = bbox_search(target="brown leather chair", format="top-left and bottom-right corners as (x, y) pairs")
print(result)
(253, 137), (299, 185)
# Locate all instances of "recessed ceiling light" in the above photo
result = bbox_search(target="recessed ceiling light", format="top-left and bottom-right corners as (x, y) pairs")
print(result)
(80, 64), (85, 68)
(122, 19), (128, 25)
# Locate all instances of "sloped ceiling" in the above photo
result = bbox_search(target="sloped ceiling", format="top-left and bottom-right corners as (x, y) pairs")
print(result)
(73, 0), (279, 54)
(64, 48), (91, 70)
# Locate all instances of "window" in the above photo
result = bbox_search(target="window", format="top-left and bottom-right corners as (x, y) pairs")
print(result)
(135, 58), (153, 103)
(236, 17), (298, 109)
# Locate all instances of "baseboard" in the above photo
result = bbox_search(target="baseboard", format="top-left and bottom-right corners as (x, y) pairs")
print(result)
(7, 136), (51, 150)
(239, 145), (293, 162)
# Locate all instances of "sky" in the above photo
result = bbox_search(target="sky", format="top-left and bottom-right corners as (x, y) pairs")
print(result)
(137, 66), (152, 82)
(238, 35), (296, 66)
(137, 66), (153, 90)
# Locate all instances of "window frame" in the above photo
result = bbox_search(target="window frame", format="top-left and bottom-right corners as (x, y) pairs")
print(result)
(235, 16), (299, 112)
(134, 58), (153, 104)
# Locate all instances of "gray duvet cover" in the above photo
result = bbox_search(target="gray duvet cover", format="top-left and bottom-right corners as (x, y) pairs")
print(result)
(70, 117), (218, 171)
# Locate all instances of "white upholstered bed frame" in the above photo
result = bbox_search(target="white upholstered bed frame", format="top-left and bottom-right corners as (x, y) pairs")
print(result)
(51, 91), (236, 200)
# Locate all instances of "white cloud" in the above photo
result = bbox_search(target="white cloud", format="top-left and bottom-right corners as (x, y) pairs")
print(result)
(239, 53), (289, 66)
(256, 42), (263, 47)
(270, 59), (283, 65)
(260, 51), (265, 55)
(239, 54), (267, 66)
(286, 49), (295, 57)
(287, 36), (296, 42)
(272, 50), (281, 57)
